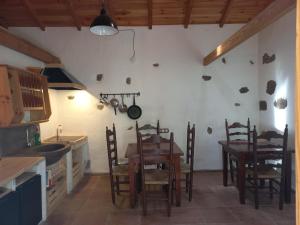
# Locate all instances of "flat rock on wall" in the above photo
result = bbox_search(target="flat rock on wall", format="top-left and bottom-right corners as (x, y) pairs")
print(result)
(202, 75), (211, 81)
(263, 53), (276, 64)
(239, 87), (249, 94)
(207, 127), (212, 134)
(274, 98), (287, 109)
(234, 103), (241, 107)
(259, 101), (267, 111)
(266, 80), (276, 95)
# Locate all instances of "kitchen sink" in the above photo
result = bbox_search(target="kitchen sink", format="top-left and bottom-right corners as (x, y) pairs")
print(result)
(31, 144), (71, 166)
(7, 143), (71, 166)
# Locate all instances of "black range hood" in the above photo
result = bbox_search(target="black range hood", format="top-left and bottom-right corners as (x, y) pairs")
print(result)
(41, 65), (86, 90)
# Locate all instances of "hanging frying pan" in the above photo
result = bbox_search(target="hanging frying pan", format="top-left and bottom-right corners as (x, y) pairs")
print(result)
(127, 95), (142, 120)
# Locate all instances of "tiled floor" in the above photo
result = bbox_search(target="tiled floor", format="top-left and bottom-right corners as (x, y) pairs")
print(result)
(43, 172), (295, 225)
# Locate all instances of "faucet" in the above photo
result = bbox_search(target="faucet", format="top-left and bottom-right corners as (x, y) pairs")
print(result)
(56, 125), (63, 141)
(26, 128), (31, 147)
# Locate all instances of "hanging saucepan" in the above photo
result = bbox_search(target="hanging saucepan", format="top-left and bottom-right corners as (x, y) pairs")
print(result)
(127, 95), (142, 120)
(118, 94), (128, 113)
(110, 97), (119, 115)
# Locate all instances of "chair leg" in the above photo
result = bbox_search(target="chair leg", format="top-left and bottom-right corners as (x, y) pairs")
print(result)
(229, 159), (235, 183)
(168, 184), (172, 217)
(109, 175), (116, 204)
(279, 177), (285, 210)
(269, 180), (273, 199)
(185, 174), (189, 193)
(116, 176), (120, 195)
(254, 178), (259, 209)
(188, 172), (193, 202)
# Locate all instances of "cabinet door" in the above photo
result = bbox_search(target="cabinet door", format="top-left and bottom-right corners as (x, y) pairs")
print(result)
(17, 175), (42, 225)
(0, 191), (19, 225)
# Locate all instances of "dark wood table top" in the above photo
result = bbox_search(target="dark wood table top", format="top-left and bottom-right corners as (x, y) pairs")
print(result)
(126, 142), (184, 158)
(218, 140), (293, 157)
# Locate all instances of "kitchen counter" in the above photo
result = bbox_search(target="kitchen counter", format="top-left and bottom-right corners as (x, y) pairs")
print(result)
(0, 157), (44, 186)
(43, 136), (87, 145)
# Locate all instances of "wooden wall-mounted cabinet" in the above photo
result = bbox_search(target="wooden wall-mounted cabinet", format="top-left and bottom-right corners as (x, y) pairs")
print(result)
(0, 65), (51, 127)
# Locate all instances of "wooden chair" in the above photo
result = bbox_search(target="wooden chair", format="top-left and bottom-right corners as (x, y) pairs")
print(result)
(106, 124), (131, 204)
(246, 125), (288, 210)
(180, 122), (195, 201)
(225, 118), (251, 183)
(138, 132), (174, 216)
(136, 120), (160, 141)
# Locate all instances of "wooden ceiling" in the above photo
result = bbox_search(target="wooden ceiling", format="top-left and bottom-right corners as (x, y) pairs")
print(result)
(0, 0), (274, 30)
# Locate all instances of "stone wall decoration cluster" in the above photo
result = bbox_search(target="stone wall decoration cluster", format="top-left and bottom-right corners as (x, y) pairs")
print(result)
(263, 53), (276, 64)
(259, 101), (267, 111)
(239, 87), (249, 94)
(202, 75), (212, 81)
(266, 80), (276, 95)
(274, 98), (287, 109)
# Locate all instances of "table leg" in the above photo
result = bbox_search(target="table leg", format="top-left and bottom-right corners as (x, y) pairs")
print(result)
(285, 153), (292, 203)
(129, 159), (136, 208)
(174, 156), (181, 206)
(222, 147), (228, 186)
(238, 155), (246, 204)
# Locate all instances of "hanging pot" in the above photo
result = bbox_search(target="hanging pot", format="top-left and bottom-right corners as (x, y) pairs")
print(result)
(118, 94), (128, 113)
(110, 97), (119, 115)
(127, 95), (142, 120)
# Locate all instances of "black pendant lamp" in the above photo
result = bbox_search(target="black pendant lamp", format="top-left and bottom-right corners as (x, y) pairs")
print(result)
(90, 5), (118, 36)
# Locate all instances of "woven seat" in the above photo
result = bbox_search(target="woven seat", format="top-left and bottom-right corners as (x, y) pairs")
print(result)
(145, 170), (169, 185)
(118, 158), (129, 165)
(112, 165), (129, 176)
(180, 162), (190, 174)
(247, 165), (280, 179)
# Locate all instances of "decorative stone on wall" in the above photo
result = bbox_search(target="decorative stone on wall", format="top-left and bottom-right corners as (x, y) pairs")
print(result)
(259, 101), (267, 111)
(207, 127), (212, 134)
(126, 77), (131, 85)
(234, 103), (241, 107)
(274, 98), (288, 109)
(202, 75), (211, 81)
(266, 80), (276, 95)
(239, 87), (249, 94)
(222, 57), (226, 64)
(153, 63), (159, 67)
(263, 53), (276, 64)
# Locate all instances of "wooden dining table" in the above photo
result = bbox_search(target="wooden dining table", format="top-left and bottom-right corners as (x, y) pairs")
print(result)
(218, 140), (293, 204)
(126, 142), (184, 208)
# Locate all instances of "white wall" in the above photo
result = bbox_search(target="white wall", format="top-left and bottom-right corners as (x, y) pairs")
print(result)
(0, 45), (43, 68)
(257, 9), (296, 187)
(6, 25), (260, 173)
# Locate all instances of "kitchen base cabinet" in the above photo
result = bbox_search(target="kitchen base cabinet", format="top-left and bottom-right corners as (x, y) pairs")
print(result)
(0, 191), (19, 225)
(17, 175), (42, 225)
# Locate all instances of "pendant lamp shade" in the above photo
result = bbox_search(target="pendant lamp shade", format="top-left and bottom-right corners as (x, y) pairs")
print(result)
(90, 7), (118, 36)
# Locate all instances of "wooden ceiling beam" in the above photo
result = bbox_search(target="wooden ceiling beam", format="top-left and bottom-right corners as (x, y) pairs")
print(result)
(0, 27), (61, 63)
(184, 0), (194, 28)
(21, 0), (45, 31)
(65, 0), (81, 31)
(219, 0), (234, 28)
(203, 0), (295, 66)
(148, 0), (153, 29)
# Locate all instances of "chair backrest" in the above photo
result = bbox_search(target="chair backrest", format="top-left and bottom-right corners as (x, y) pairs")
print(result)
(225, 118), (251, 143)
(186, 122), (195, 170)
(252, 125), (288, 178)
(136, 120), (160, 142)
(106, 124), (119, 173)
(138, 131), (174, 184)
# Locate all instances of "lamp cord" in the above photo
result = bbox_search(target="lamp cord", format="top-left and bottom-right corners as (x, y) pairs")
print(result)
(119, 29), (136, 61)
